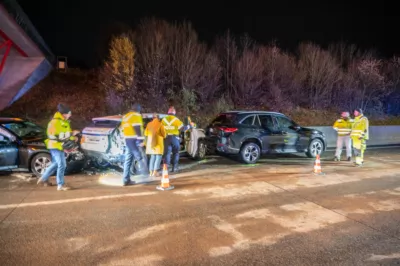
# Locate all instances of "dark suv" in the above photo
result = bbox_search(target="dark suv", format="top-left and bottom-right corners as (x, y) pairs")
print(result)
(206, 111), (326, 164)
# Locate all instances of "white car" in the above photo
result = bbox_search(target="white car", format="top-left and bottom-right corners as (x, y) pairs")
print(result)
(80, 113), (208, 173)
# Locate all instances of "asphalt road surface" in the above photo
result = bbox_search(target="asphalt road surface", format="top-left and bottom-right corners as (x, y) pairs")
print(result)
(0, 148), (400, 265)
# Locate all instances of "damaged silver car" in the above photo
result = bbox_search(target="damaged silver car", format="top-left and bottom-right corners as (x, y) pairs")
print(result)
(80, 113), (208, 173)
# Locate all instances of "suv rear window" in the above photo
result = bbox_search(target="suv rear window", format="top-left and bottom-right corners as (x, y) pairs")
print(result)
(211, 113), (237, 125)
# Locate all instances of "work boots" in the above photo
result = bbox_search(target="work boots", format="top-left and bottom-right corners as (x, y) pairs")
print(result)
(172, 165), (179, 173)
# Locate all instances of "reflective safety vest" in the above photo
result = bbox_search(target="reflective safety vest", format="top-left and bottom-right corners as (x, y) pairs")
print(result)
(333, 118), (353, 136)
(121, 111), (144, 139)
(351, 115), (369, 140)
(45, 112), (74, 150)
(162, 115), (183, 136)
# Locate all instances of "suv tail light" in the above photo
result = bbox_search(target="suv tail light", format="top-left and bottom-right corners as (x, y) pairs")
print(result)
(218, 127), (238, 133)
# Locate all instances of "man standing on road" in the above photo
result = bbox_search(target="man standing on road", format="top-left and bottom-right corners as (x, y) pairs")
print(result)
(37, 103), (78, 191)
(351, 108), (369, 166)
(162, 106), (184, 172)
(121, 103), (149, 186)
(333, 111), (353, 161)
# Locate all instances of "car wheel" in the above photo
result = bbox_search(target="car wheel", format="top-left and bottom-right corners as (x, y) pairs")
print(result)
(240, 142), (261, 164)
(306, 139), (324, 158)
(31, 153), (52, 177)
(93, 158), (110, 169)
(194, 139), (207, 160)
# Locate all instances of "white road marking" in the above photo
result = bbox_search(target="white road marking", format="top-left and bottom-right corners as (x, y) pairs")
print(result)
(208, 215), (251, 257)
(367, 252), (400, 261)
(126, 222), (180, 241)
(174, 181), (281, 198)
(66, 237), (89, 252)
(369, 200), (400, 212)
(0, 192), (156, 210)
(100, 255), (163, 266)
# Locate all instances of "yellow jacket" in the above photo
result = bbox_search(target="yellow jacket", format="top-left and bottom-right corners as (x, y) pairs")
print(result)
(333, 118), (353, 136)
(144, 118), (167, 155)
(45, 112), (75, 150)
(162, 115), (183, 136)
(121, 111), (144, 139)
(351, 115), (369, 140)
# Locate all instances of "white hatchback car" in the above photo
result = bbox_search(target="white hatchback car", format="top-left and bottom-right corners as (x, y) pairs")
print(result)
(80, 113), (208, 173)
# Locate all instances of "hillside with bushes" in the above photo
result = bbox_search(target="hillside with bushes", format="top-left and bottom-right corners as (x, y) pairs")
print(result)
(2, 18), (400, 128)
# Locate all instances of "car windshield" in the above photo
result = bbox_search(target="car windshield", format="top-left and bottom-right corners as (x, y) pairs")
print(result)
(1, 121), (46, 138)
(211, 113), (237, 126)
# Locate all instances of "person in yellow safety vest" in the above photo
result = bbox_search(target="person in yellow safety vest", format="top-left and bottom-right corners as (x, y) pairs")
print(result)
(333, 111), (353, 161)
(37, 103), (78, 191)
(121, 103), (149, 186)
(162, 106), (184, 172)
(350, 108), (369, 167)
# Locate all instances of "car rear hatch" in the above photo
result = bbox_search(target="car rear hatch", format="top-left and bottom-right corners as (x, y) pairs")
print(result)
(81, 120), (119, 153)
(207, 112), (239, 138)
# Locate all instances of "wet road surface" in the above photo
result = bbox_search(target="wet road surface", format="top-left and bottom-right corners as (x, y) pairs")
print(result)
(0, 148), (399, 265)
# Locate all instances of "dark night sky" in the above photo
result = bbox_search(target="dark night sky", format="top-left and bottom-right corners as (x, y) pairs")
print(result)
(16, 0), (394, 68)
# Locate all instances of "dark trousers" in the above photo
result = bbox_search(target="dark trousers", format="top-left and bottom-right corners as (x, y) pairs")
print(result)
(164, 135), (180, 168)
(123, 138), (147, 182)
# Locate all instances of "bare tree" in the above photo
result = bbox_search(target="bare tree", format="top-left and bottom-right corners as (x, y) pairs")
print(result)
(171, 21), (206, 91)
(260, 45), (299, 110)
(233, 45), (265, 106)
(196, 50), (222, 104)
(214, 30), (237, 102)
(297, 42), (341, 109)
(383, 57), (400, 114)
(352, 59), (386, 113)
(135, 18), (173, 109)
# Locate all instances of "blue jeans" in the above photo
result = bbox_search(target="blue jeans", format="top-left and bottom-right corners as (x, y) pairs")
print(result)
(164, 135), (180, 168)
(149, 155), (162, 171)
(40, 149), (66, 187)
(123, 138), (147, 183)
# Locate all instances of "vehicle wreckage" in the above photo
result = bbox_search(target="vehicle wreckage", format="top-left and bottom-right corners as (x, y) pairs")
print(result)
(80, 113), (208, 174)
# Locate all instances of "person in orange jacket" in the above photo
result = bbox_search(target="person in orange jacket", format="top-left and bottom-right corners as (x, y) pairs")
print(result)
(144, 114), (167, 177)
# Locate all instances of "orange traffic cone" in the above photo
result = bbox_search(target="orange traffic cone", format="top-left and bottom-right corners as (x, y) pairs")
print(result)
(156, 164), (174, 191)
(313, 154), (324, 175)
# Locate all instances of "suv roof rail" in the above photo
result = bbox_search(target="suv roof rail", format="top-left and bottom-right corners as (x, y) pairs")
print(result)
(224, 110), (284, 115)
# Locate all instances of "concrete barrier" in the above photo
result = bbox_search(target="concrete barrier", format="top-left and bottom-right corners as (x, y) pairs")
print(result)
(308, 126), (400, 148)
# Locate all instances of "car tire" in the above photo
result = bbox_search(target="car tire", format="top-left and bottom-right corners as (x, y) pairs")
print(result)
(240, 142), (261, 164)
(31, 153), (52, 177)
(193, 139), (207, 161)
(93, 159), (111, 169)
(306, 138), (324, 158)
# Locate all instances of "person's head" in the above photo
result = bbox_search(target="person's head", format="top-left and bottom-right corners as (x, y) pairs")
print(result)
(354, 108), (363, 117)
(167, 106), (176, 116)
(168, 99), (175, 109)
(131, 103), (141, 113)
(57, 103), (72, 120)
(153, 113), (160, 121)
(341, 111), (350, 119)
